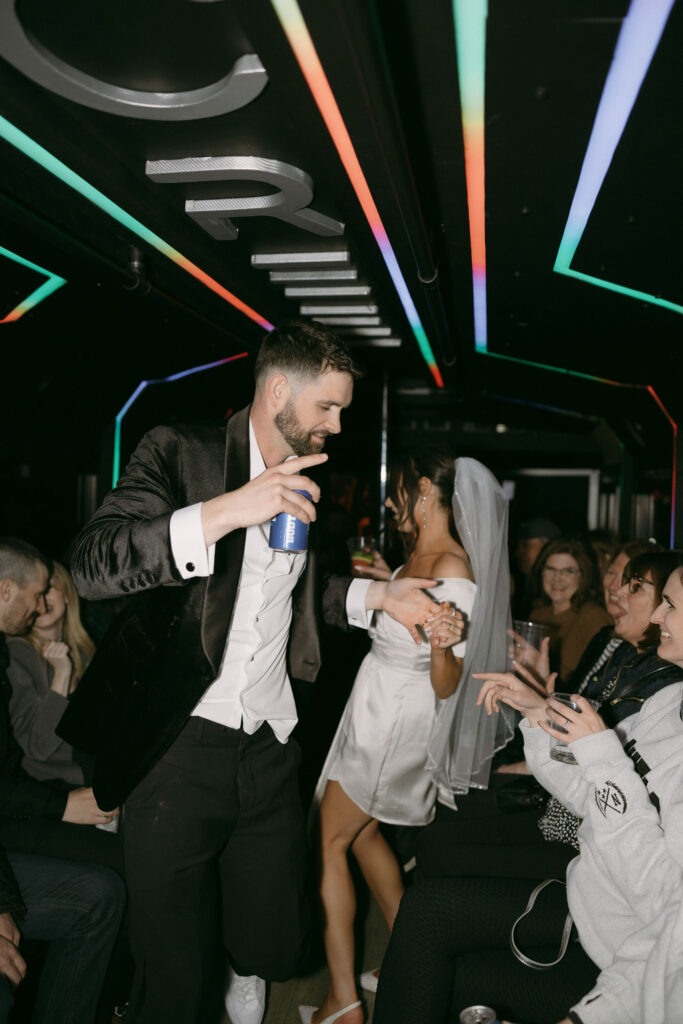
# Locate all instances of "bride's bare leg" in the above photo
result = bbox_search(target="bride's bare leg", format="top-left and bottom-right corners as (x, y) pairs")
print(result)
(313, 781), (371, 1024)
(350, 820), (404, 932)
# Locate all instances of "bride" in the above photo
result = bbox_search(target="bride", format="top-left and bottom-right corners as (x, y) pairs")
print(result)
(300, 449), (512, 1024)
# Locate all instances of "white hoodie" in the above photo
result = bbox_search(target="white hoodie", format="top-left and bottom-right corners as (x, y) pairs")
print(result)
(523, 681), (683, 1024)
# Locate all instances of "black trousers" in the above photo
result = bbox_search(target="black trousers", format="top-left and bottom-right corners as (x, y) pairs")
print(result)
(373, 877), (599, 1024)
(123, 717), (310, 1024)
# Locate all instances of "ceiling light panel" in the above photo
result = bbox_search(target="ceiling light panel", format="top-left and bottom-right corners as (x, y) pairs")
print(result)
(336, 327), (392, 336)
(300, 304), (378, 315)
(269, 269), (358, 281)
(313, 316), (381, 326)
(251, 250), (350, 265)
(346, 338), (401, 347)
(284, 285), (370, 297)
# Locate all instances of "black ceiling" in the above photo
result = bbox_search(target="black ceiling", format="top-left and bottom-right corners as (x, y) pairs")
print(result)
(0, 0), (681, 510)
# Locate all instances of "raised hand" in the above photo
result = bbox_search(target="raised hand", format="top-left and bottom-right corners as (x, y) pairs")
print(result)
(352, 549), (393, 580)
(507, 631), (550, 685)
(474, 669), (548, 724)
(201, 453), (328, 545)
(42, 640), (71, 671)
(540, 695), (608, 743)
(43, 640), (75, 695)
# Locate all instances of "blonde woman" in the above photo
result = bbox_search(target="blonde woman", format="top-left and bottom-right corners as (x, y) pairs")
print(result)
(7, 561), (95, 785)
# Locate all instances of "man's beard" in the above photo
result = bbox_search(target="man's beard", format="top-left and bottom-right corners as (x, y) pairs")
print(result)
(4, 606), (34, 637)
(274, 398), (327, 456)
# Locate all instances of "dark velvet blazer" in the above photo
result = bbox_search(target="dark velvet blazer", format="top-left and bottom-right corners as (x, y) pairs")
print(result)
(58, 406), (350, 809)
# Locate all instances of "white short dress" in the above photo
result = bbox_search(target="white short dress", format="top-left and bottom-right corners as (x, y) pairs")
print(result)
(314, 576), (476, 826)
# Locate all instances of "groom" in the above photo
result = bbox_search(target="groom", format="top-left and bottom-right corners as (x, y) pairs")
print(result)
(60, 319), (440, 1024)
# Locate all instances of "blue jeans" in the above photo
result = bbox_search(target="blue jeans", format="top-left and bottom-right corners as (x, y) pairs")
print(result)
(0, 852), (125, 1024)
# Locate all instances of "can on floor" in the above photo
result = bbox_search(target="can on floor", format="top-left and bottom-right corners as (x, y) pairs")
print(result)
(459, 1007), (500, 1024)
(268, 490), (311, 552)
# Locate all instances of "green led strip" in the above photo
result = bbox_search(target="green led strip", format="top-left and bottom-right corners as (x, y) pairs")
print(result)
(0, 243), (66, 322)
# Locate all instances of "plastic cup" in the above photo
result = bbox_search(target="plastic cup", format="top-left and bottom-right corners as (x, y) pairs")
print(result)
(510, 620), (550, 672)
(546, 693), (600, 764)
(347, 536), (376, 576)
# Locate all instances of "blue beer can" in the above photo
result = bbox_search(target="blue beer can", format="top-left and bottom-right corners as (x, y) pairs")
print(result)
(459, 1008), (500, 1024)
(268, 490), (311, 552)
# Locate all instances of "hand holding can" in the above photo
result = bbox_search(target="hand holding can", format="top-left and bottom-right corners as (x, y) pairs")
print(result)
(269, 490), (312, 552)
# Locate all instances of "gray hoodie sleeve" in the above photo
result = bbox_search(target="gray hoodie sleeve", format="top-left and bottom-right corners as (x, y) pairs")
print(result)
(522, 718), (593, 818)
(574, 720), (683, 927)
(570, 957), (644, 1024)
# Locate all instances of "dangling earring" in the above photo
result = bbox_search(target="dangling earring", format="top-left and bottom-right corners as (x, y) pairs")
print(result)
(421, 494), (427, 530)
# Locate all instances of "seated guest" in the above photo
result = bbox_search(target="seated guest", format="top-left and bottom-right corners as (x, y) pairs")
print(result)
(530, 539), (611, 684)
(603, 538), (662, 620)
(374, 561), (683, 1023)
(0, 537), (125, 1023)
(512, 517), (560, 619)
(557, 539), (664, 706)
(586, 528), (620, 578)
(7, 561), (95, 785)
(415, 550), (683, 880)
(537, 548), (683, 850)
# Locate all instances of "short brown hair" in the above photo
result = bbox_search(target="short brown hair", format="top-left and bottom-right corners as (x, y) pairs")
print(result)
(254, 318), (362, 389)
(0, 538), (51, 588)
(535, 538), (602, 610)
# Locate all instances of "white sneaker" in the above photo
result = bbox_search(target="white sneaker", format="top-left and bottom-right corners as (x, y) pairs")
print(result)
(225, 971), (266, 1024)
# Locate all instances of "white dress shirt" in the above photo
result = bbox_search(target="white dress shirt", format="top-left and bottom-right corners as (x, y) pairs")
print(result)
(169, 418), (371, 741)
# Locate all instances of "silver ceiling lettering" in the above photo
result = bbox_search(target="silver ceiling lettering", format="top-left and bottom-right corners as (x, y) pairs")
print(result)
(145, 156), (345, 240)
(0, 1), (267, 120)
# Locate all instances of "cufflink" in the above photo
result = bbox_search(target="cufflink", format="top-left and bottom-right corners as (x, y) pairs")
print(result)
(186, 561), (195, 573)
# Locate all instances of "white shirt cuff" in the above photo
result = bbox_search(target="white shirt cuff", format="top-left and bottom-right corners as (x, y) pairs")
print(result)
(346, 578), (372, 629)
(170, 503), (215, 579)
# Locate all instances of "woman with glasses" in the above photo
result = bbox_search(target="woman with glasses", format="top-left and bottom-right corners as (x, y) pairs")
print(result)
(373, 552), (683, 1024)
(536, 549), (683, 849)
(530, 539), (611, 684)
(470, 557), (683, 1024)
(602, 538), (662, 622)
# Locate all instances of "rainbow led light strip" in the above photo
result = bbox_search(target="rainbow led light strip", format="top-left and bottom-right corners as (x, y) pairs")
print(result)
(452, 0), (487, 352)
(112, 351), (249, 486)
(554, 0), (681, 314)
(450, 0), (678, 539)
(269, 0), (443, 387)
(0, 243), (66, 323)
(0, 115), (273, 330)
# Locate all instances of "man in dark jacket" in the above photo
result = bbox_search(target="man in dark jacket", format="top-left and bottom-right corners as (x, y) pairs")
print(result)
(61, 320), (440, 1024)
(0, 538), (125, 1024)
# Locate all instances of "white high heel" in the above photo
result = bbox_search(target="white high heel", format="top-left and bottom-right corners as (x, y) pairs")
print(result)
(359, 969), (379, 993)
(298, 1001), (362, 1024)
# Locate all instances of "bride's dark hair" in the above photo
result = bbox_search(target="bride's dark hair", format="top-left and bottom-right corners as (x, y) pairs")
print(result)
(387, 448), (457, 550)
